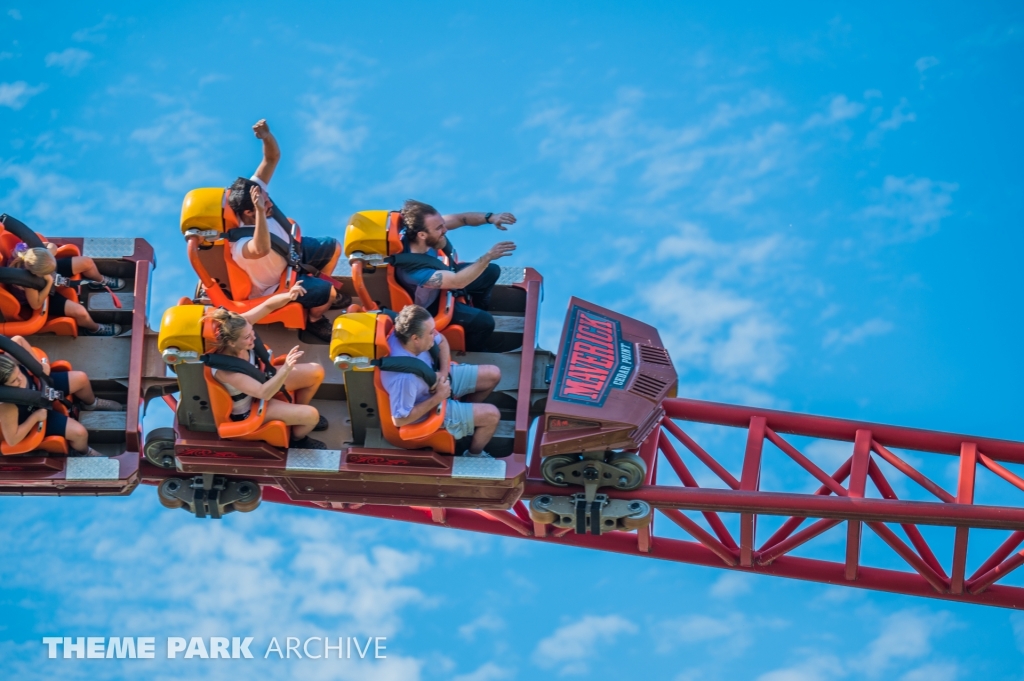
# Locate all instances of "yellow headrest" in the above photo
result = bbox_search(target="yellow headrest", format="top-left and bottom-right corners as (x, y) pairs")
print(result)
(343, 210), (389, 257)
(329, 312), (381, 367)
(181, 188), (226, 234)
(157, 304), (207, 362)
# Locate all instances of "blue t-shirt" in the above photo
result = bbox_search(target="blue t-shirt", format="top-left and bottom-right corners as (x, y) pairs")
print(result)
(394, 241), (458, 308)
(379, 332), (443, 420)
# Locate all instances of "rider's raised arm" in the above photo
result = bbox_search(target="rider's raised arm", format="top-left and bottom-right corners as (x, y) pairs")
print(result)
(252, 119), (281, 185)
(241, 184), (273, 260)
(420, 241), (516, 291)
(442, 211), (517, 231)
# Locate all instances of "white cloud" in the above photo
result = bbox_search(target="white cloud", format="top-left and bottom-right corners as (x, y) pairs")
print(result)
(757, 655), (844, 681)
(861, 175), (958, 241)
(867, 98), (916, 145)
(915, 57), (940, 89)
(524, 87), (788, 203)
(0, 498), (428, 680)
(129, 109), (224, 191)
(1011, 612), (1024, 653)
(656, 613), (744, 652)
(915, 56), (939, 73)
(900, 662), (958, 681)
(853, 609), (951, 677)
(72, 15), (114, 43)
(533, 615), (637, 675)
(45, 47), (93, 76)
(804, 439), (853, 472)
(804, 95), (864, 129)
(459, 613), (505, 640)
(655, 612), (786, 655)
(709, 572), (753, 598)
(452, 662), (515, 681)
(823, 318), (894, 349)
(355, 144), (454, 202)
(298, 95), (369, 178)
(7, 8), (21, 19)
(0, 81), (46, 109)
(0, 51), (12, 59)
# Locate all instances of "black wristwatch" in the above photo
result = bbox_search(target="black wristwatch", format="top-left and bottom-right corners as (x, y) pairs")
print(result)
(484, 212), (493, 224)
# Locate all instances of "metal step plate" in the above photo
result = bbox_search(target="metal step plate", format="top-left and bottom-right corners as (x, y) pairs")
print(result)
(87, 292), (134, 311)
(82, 238), (136, 259)
(286, 449), (343, 472)
(496, 267), (526, 285)
(451, 457), (506, 480)
(495, 420), (516, 438)
(66, 457), (120, 480)
(78, 412), (128, 430)
(492, 315), (525, 333)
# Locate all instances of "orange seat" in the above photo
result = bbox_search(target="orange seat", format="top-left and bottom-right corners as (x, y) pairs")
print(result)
(184, 191), (306, 329)
(371, 314), (454, 454)
(203, 365), (290, 448)
(0, 347), (71, 456)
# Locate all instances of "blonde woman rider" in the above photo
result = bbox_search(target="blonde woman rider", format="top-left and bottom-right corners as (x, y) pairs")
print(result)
(204, 284), (328, 450)
(10, 247), (120, 336)
(0, 335), (122, 457)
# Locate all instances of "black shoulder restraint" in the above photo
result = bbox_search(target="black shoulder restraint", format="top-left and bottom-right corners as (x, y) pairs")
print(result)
(200, 331), (277, 384)
(384, 238), (457, 274)
(0, 214), (45, 249)
(0, 334), (64, 408)
(0, 267), (47, 291)
(371, 341), (443, 386)
(0, 215), (49, 291)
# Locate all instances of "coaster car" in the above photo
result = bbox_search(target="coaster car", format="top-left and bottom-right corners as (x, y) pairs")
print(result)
(0, 235), (155, 497)
(151, 298), (537, 516)
(344, 210), (466, 351)
(179, 188), (306, 330)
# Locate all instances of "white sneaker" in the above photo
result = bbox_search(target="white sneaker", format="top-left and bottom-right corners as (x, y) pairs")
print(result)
(464, 451), (493, 458)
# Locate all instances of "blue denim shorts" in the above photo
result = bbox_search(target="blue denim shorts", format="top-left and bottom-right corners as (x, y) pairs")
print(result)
(442, 364), (479, 439)
(443, 400), (475, 440)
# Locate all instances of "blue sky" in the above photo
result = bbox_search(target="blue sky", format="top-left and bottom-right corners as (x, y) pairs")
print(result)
(2, 2), (1024, 680)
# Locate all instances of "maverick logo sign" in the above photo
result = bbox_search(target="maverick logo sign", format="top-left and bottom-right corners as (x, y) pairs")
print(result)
(554, 306), (634, 407)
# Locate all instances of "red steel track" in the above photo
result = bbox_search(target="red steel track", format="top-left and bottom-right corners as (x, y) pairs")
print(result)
(259, 397), (1024, 609)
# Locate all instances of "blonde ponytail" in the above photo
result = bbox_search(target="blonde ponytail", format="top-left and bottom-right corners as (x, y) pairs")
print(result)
(13, 247), (56, 277)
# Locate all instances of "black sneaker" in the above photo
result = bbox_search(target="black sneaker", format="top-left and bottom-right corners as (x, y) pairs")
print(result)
(290, 435), (327, 450)
(81, 323), (122, 336)
(305, 317), (333, 343)
(314, 415), (329, 432)
(330, 291), (353, 310)
(86, 276), (126, 291)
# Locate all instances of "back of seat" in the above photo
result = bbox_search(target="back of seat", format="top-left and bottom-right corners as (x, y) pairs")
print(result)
(157, 303), (216, 433)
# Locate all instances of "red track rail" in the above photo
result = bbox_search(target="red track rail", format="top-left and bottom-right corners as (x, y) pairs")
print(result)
(255, 398), (1024, 609)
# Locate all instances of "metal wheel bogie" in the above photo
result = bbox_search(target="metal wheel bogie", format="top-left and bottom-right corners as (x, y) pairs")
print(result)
(155, 474), (262, 519)
(540, 454), (579, 486)
(144, 427), (177, 469)
(607, 451), (646, 490)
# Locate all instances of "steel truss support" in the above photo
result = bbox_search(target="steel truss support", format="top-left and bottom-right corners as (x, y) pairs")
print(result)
(257, 397), (1024, 609)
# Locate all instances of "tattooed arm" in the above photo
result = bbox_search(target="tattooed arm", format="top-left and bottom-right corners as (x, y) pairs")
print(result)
(419, 242), (517, 289)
